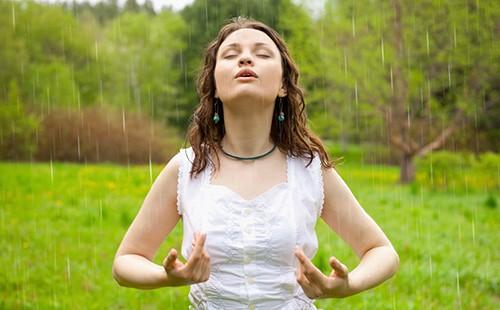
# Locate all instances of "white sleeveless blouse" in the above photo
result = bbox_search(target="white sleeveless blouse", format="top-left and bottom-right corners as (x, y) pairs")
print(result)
(175, 147), (324, 309)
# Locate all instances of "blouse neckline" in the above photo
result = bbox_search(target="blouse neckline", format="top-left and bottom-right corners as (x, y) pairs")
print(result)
(205, 152), (291, 203)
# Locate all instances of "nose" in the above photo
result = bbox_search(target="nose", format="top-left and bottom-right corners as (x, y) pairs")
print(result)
(238, 55), (254, 66)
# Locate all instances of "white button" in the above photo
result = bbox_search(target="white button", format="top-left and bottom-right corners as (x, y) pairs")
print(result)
(248, 304), (255, 310)
(244, 255), (251, 264)
(244, 226), (251, 234)
(244, 208), (252, 216)
(247, 276), (254, 284)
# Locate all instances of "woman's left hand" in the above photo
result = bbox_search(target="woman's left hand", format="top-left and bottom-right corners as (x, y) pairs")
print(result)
(294, 247), (351, 299)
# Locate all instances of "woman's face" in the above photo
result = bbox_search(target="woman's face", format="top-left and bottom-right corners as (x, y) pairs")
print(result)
(214, 28), (285, 106)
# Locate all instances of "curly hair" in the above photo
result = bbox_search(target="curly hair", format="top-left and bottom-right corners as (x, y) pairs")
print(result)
(186, 16), (337, 178)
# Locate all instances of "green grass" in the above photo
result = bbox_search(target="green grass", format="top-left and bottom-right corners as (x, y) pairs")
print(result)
(0, 160), (498, 309)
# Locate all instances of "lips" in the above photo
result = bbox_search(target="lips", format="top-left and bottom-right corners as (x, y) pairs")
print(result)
(235, 69), (258, 78)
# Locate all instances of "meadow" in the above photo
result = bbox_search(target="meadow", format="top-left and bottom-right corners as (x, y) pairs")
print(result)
(1, 157), (498, 309)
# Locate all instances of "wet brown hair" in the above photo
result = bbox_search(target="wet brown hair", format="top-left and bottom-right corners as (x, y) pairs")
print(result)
(186, 16), (336, 178)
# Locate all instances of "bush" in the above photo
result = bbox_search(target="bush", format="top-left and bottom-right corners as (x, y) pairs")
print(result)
(34, 105), (182, 164)
(326, 143), (399, 166)
(415, 151), (499, 191)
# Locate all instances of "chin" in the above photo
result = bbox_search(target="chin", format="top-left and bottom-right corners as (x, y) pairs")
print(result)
(223, 90), (274, 105)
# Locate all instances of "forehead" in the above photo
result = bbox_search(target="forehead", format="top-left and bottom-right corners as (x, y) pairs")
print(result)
(219, 28), (278, 50)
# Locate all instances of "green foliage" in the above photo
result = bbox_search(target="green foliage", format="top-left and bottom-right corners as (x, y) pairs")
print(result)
(0, 81), (39, 160)
(415, 151), (500, 191)
(317, 0), (500, 150)
(484, 194), (497, 209)
(101, 10), (187, 123)
(326, 142), (398, 166)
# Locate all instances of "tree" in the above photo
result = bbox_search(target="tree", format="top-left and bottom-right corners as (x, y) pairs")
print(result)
(318, 0), (500, 182)
(101, 10), (186, 124)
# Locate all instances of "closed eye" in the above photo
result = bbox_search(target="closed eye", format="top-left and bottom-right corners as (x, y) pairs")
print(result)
(224, 54), (269, 59)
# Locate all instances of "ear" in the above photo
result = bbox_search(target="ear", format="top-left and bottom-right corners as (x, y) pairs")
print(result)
(278, 87), (287, 97)
(278, 80), (287, 97)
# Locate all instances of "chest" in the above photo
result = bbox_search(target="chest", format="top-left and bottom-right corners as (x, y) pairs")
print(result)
(209, 154), (288, 201)
(195, 183), (298, 267)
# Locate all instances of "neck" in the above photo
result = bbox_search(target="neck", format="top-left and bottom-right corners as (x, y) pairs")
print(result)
(219, 98), (275, 157)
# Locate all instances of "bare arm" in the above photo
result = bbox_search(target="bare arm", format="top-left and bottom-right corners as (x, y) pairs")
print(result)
(112, 154), (181, 289)
(320, 166), (400, 296)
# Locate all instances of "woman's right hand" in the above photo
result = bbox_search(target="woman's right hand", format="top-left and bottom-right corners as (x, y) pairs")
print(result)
(162, 232), (211, 287)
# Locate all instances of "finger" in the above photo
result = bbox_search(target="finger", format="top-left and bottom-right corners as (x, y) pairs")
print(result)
(163, 248), (177, 271)
(192, 251), (207, 275)
(296, 262), (311, 286)
(196, 255), (211, 282)
(329, 256), (349, 278)
(186, 234), (206, 268)
(296, 269), (319, 299)
(294, 248), (326, 284)
(192, 251), (211, 282)
(192, 233), (207, 256)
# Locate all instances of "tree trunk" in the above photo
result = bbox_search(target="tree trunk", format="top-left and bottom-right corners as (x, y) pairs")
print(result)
(399, 153), (415, 183)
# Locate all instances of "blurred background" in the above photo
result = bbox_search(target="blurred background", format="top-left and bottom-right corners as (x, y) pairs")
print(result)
(1, 0), (498, 308)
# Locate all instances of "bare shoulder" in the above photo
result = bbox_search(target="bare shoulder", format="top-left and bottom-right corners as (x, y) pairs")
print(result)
(321, 166), (350, 200)
(146, 152), (182, 201)
(159, 152), (182, 185)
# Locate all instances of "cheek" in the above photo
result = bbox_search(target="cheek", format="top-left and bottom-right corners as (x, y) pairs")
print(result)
(261, 64), (283, 89)
(214, 64), (231, 89)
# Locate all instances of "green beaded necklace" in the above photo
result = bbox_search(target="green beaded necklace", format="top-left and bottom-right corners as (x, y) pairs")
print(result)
(220, 144), (277, 161)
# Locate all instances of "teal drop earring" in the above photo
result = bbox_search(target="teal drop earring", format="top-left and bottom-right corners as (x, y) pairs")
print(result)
(277, 97), (285, 122)
(213, 98), (220, 124)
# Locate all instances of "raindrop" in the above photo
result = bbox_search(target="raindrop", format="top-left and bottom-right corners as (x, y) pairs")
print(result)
(99, 198), (103, 225)
(351, 14), (356, 38)
(380, 36), (385, 65)
(50, 157), (54, 185)
(122, 108), (126, 133)
(354, 80), (358, 108)
(11, 1), (15, 30)
(407, 104), (411, 129)
(426, 28), (430, 56)
(95, 40), (99, 60)
(96, 140), (100, 161)
(354, 80), (359, 131)
(429, 152), (434, 187)
(343, 48), (348, 75)
(99, 79), (104, 106)
(448, 61), (452, 88)
(390, 66), (394, 92)
(77, 135), (81, 159)
(66, 256), (71, 281)
(77, 90), (81, 111)
(471, 218), (475, 245)
(453, 23), (457, 48)
(149, 152), (153, 185)
(46, 86), (51, 112)
(428, 255), (433, 281)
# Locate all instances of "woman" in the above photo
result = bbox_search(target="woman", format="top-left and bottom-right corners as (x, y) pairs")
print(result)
(112, 17), (399, 309)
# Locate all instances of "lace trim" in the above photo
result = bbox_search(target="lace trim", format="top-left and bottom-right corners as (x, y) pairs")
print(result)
(176, 148), (192, 216)
(315, 154), (325, 218)
(175, 151), (183, 216)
